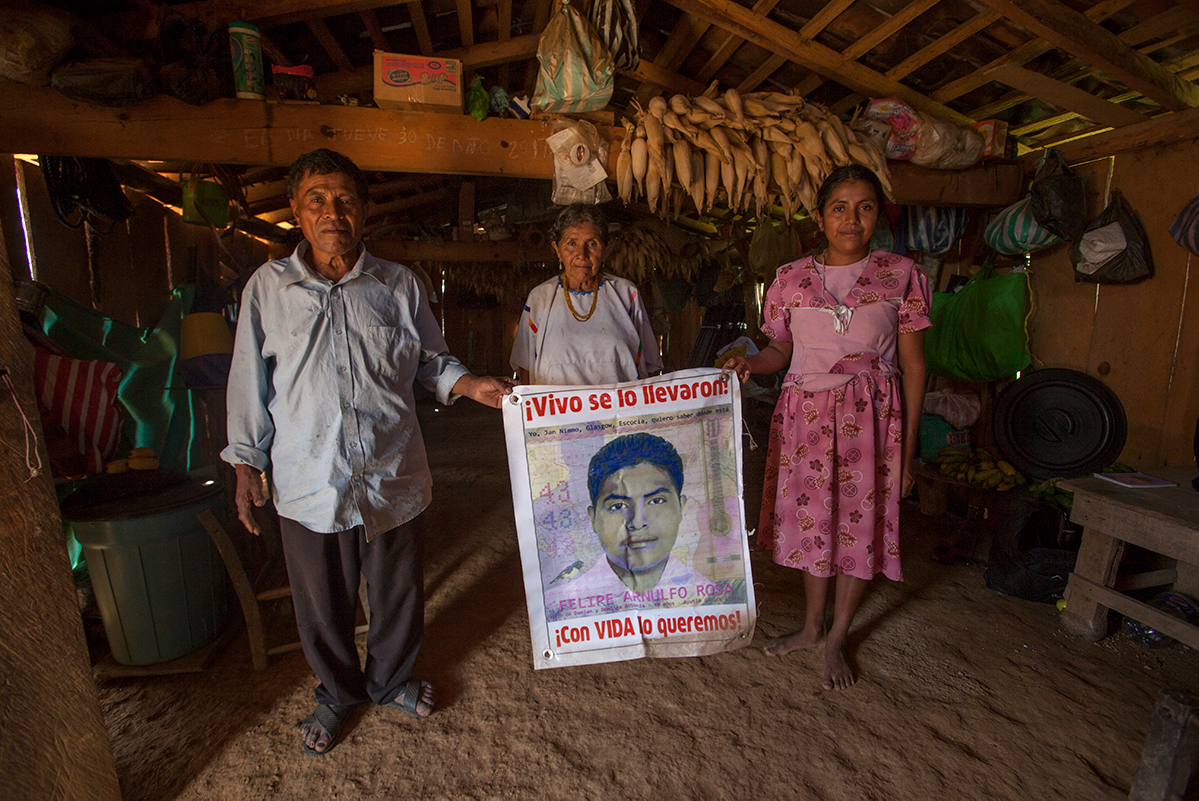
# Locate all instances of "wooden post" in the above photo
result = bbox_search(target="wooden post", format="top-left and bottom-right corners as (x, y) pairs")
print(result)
(0, 158), (121, 798)
(1129, 689), (1199, 801)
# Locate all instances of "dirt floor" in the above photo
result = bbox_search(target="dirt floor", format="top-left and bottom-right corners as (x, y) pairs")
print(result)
(94, 399), (1199, 799)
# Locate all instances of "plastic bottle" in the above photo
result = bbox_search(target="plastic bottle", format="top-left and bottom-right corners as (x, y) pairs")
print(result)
(1122, 591), (1199, 648)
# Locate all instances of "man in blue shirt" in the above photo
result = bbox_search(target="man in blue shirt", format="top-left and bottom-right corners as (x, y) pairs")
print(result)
(222, 148), (512, 755)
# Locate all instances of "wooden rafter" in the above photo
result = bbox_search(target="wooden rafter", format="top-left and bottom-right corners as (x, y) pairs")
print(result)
(932, 0), (1134, 104)
(408, 0), (435, 55)
(794, 0), (941, 97)
(663, 0), (973, 124)
(497, 0), (513, 87)
(306, 18), (354, 72)
(985, 64), (1150, 129)
(257, 33), (293, 68)
(368, 187), (455, 221)
(695, 0), (782, 84)
(966, 19), (1193, 123)
(0, 84), (616, 179)
(457, 0), (475, 47)
(619, 60), (706, 97)
(634, 13), (713, 102)
(884, 10), (1002, 81)
(525, 0), (552, 91)
(737, 54), (786, 93)
(978, 0), (1199, 112)
(1035, 105), (1199, 163)
(359, 10), (390, 51)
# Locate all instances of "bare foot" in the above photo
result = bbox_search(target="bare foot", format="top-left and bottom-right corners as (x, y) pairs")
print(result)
(388, 679), (435, 719)
(301, 704), (351, 755)
(822, 637), (855, 690)
(763, 625), (825, 657)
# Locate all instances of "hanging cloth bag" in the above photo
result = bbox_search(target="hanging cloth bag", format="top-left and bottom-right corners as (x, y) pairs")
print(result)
(590, 0), (639, 71)
(983, 196), (1061, 255)
(532, 0), (614, 114)
(1029, 149), (1087, 242)
(1169, 192), (1199, 257)
(1070, 190), (1153, 284)
(903, 205), (968, 255)
(924, 260), (1032, 383)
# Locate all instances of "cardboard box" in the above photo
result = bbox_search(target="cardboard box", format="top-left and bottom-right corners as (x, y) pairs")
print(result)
(373, 51), (463, 114)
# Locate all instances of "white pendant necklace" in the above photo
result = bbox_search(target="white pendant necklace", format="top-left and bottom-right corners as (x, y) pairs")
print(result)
(813, 251), (854, 335)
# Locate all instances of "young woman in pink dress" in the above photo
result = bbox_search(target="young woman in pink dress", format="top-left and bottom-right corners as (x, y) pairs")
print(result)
(725, 165), (931, 689)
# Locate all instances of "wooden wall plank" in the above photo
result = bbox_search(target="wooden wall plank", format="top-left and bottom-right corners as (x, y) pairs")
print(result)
(16, 160), (92, 308)
(1084, 142), (1198, 467)
(0, 156), (31, 283)
(125, 195), (172, 327)
(1024, 158), (1110, 373)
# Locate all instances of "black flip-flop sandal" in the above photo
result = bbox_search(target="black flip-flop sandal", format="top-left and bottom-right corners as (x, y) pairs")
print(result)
(301, 703), (352, 756)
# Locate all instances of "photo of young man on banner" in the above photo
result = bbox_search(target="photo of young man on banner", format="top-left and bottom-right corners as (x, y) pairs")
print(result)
(503, 368), (756, 669)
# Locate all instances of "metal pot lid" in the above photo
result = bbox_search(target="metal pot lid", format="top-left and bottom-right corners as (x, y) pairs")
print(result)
(61, 470), (223, 522)
(992, 368), (1127, 480)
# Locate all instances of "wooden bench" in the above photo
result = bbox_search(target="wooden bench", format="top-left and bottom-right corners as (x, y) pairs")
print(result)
(1059, 467), (1199, 648)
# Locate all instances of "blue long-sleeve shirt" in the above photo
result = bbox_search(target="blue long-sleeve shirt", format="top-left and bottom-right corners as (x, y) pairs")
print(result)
(221, 242), (467, 540)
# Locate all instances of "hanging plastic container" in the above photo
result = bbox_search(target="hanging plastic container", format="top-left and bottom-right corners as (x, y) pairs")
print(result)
(181, 176), (230, 227)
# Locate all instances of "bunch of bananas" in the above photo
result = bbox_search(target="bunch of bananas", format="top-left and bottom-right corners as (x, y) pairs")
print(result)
(931, 446), (1025, 491)
(106, 446), (160, 474)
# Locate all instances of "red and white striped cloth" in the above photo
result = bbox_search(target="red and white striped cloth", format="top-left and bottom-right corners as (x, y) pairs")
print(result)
(32, 348), (123, 476)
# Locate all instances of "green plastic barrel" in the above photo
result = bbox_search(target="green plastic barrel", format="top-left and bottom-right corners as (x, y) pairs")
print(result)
(67, 475), (230, 666)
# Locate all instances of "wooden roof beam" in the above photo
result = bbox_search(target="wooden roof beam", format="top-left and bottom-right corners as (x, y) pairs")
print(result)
(695, 0), (782, 84)
(978, 0), (1199, 112)
(0, 84), (615, 179)
(884, 9), (1002, 81)
(408, 0), (435, 55)
(497, 0), (513, 87)
(1031, 105), (1199, 164)
(932, 0), (1134, 104)
(634, 13), (713, 103)
(985, 64), (1150, 129)
(978, 0), (1199, 110)
(307, 18), (355, 72)
(360, 9), (390, 51)
(663, 0), (973, 124)
(966, 18), (1191, 121)
(793, 0), (940, 98)
(737, 54), (786, 94)
(457, 0), (475, 47)
(524, 0), (552, 92)
(619, 62), (705, 97)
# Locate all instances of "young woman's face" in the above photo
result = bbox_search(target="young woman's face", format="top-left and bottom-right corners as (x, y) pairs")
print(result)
(814, 179), (880, 263)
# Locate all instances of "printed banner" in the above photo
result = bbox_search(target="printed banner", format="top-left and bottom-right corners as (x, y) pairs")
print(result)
(502, 368), (755, 669)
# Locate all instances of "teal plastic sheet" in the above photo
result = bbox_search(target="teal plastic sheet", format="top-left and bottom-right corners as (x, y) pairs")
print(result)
(40, 284), (199, 472)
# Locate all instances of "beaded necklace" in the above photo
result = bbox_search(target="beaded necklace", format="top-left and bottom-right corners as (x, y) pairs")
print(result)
(561, 275), (601, 322)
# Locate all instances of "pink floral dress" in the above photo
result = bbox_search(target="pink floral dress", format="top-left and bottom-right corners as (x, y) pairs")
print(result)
(758, 250), (931, 581)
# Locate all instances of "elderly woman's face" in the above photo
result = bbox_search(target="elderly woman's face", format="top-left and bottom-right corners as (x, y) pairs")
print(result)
(553, 222), (606, 291)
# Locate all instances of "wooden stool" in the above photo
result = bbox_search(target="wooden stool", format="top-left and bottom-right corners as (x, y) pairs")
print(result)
(197, 509), (371, 670)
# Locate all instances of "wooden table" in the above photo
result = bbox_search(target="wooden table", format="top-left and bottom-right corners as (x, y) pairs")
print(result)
(1060, 467), (1199, 648)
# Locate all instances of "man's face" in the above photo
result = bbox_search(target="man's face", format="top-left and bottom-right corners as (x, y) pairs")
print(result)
(589, 461), (684, 574)
(289, 170), (366, 262)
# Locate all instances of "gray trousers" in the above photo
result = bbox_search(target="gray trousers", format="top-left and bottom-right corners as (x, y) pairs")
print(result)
(280, 517), (424, 708)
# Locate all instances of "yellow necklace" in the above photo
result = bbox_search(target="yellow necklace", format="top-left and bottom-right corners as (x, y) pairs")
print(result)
(562, 275), (600, 322)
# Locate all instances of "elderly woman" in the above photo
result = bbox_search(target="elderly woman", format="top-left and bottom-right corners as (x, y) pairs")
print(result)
(511, 204), (662, 385)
